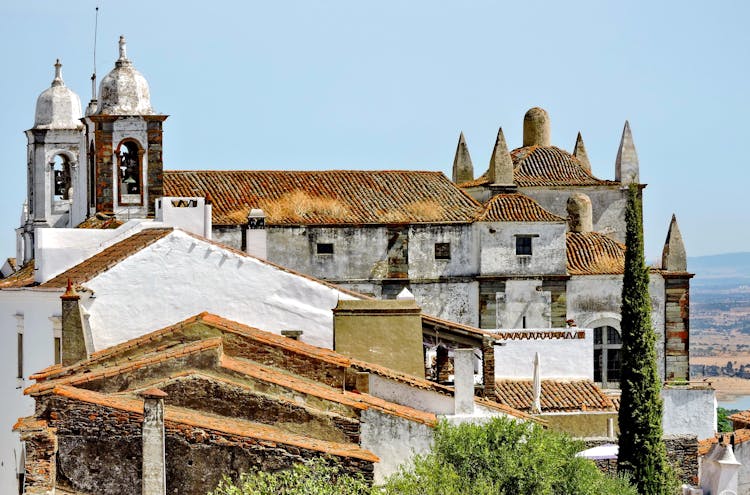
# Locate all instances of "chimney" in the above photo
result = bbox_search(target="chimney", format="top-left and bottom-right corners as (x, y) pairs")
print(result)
(246, 208), (267, 259)
(566, 193), (593, 233)
(141, 388), (168, 495)
(481, 335), (496, 397)
(61, 279), (88, 366)
(523, 107), (551, 147)
(203, 192), (213, 240)
(333, 295), (424, 377)
(453, 348), (475, 415)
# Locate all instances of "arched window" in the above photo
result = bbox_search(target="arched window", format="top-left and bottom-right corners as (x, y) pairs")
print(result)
(594, 325), (622, 388)
(51, 154), (71, 201)
(117, 140), (142, 205)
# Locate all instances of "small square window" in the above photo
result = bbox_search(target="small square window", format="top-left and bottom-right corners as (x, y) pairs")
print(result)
(316, 243), (334, 255)
(516, 236), (532, 256)
(435, 242), (451, 260)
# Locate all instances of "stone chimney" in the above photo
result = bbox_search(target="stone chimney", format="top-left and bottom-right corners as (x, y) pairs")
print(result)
(453, 348), (475, 415)
(566, 193), (593, 233)
(451, 132), (474, 184)
(333, 294), (424, 377)
(141, 388), (168, 495)
(61, 279), (88, 366)
(488, 127), (514, 188)
(523, 107), (551, 147)
(615, 121), (639, 184)
(246, 208), (267, 259)
(573, 132), (592, 174)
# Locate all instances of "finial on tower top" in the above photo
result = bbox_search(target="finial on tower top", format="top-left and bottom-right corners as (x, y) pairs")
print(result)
(451, 131), (474, 184)
(118, 35), (128, 61)
(51, 59), (64, 87)
(523, 107), (551, 147)
(573, 132), (592, 174)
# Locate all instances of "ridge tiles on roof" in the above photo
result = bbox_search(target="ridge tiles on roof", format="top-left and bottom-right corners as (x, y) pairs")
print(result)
(566, 232), (626, 275)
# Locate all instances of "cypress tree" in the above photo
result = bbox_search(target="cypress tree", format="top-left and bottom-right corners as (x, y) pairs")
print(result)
(617, 183), (669, 494)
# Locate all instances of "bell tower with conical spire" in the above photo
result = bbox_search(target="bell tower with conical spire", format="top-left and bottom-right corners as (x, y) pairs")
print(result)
(83, 36), (167, 219)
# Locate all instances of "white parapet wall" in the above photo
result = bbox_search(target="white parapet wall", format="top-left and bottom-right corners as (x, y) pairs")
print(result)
(491, 328), (593, 381)
(155, 197), (211, 239)
(662, 386), (716, 440)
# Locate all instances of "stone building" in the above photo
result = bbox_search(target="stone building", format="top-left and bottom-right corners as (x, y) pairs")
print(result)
(16, 305), (531, 494)
(12, 37), (692, 389)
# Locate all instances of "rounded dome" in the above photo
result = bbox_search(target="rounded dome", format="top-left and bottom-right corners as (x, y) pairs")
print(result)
(34, 60), (83, 129)
(95, 36), (154, 116)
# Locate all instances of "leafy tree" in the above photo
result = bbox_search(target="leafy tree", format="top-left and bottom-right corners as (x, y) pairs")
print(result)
(717, 407), (738, 433)
(208, 458), (371, 495)
(617, 183), (671, 493)
(380, 417), (637, 495)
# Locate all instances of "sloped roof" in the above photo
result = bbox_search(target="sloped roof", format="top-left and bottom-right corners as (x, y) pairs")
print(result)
(0, 260), (35, 288)
(163, 170), (482, 226)
(49, 385), (379, 462)
(729, 410), (750, 426)
(495, 379), (616, 413)
(40, 228), (173, 288)
(698, 430), (750, 456)
(477, 193), (565, 223)
(566, 232), (626, 275)
(460, 146), (617, 188)
(76, 212), (124, 229)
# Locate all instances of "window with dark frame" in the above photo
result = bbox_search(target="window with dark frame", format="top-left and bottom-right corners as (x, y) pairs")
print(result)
(515, 236), (533, 256)
(434, 242), (451, 260)
(17, 332), (23, 380)
(316, 242), (334, 255)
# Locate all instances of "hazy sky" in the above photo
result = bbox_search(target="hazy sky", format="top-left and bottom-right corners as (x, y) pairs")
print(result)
(1, 1), (748, 261)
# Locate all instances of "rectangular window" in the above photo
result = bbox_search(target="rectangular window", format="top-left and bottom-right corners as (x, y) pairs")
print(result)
(54, 337), (62, 365)
(17, 332), (23, 380)
(316, 243), (334, 255)
(515, 236), (533, 256)
(434, 242), (451, 260)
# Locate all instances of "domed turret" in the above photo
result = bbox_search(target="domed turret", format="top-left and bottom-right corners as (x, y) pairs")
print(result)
(34, 60), (83, 129)
(95, 36), (154, 115)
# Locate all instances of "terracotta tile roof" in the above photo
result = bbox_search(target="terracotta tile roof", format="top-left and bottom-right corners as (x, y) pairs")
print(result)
(495, 380), (616, 413)
(76, 212), (124, 229)
(163, 170), (481, 225)
(40, 228), (173, 288)
(5, 257), (17, 271)
(477, 193), (565, 223)
(0, 260), (35, 288)
(475, 397), (544, 424)
(26, 338), (224, 395)
(698, 429), (750, 456)
(567, 232), (626, 275)
(459, 146), (617, 188)
(49, 385), (379, 462)
(730, 410), (750, 426)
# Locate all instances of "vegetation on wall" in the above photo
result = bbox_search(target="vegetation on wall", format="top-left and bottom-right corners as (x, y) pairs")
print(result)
(616, 183), (672, 494)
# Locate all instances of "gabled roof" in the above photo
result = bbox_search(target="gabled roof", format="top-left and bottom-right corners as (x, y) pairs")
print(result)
(40, 228), (174, 288)
(477, 193), (565, 223)
(566, 232), (626, 275)
(460, 146), (617, 188)
(495, 379), (616, 413)
(698, 429), (750, 456)
(163, 170), (482, 226)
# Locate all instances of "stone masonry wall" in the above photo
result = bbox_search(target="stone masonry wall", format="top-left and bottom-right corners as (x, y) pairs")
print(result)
(32, 396), (374, 495)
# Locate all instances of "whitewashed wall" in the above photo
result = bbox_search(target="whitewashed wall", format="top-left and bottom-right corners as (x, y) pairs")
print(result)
(81, 230), (357, 350)
(661, 388), (716, 440)
(360, 409), (433, 484)
(478, 221), (566, 276)
(492, 329), (593, 380)
(0, 289), (62, 493)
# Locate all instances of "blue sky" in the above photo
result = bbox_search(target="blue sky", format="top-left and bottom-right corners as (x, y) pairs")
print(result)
(1, 1), (748, 261)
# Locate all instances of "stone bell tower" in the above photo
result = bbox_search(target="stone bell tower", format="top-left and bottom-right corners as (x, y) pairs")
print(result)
(83, 36), (166, 219)
(19, 60), (86, 264)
